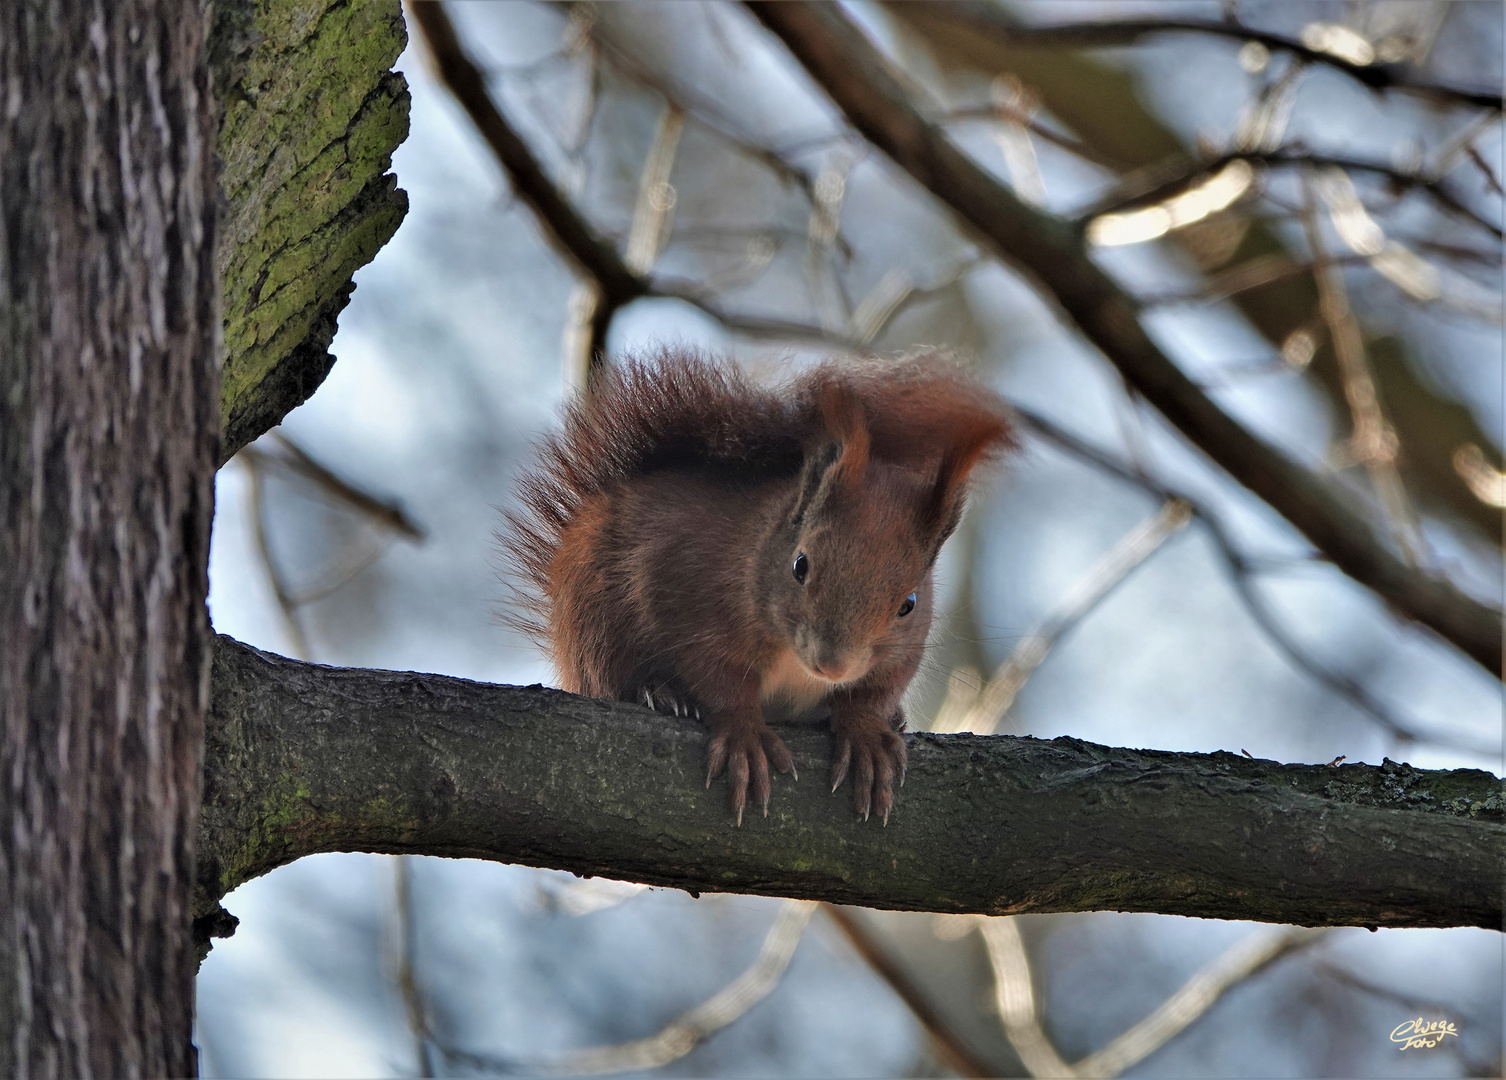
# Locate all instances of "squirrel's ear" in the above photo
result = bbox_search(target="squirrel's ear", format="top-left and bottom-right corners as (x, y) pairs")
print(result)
(819, 381), (869, 493)
(789, 385), (870, 527)
(918, 421), (1008, 554)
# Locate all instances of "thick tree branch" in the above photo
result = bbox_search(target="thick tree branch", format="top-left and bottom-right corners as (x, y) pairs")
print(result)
(745, 2), (1503, 679)
(907, 5), (1503, 113)
(198, 637), (1504, 935)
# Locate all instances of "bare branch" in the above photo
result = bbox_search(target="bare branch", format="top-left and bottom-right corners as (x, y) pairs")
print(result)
(409, 0), (865, 369)
(1077, 927), (1326, 1077)
(1076, 151), (1503, 243)
(980, 918), (1077, 1078)
(744, 1), (1503, 678)
(239, 451), (311, 661)
(1010, 408), (1501, 758)
(434, 900), (811, 1074)
(391, 857), (438, 1078)
(258, 434), (425, 540)
(1299, 171), (1425, 565)
(895, 4), (1503, 112)
(820, 906), (999, 1079)
(407, 2), (646, 309)
(623, 103), (687, 276)
(931, 500), (1191, 736)
(943, 103), (1120, 172)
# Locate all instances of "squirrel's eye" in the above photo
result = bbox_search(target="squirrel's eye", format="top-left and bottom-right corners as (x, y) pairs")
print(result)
(897, 592), (916, 618)
(792, 552), (809, 584)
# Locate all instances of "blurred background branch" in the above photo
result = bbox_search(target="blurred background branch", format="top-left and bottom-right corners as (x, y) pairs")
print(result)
(893, 4), (1504, 110)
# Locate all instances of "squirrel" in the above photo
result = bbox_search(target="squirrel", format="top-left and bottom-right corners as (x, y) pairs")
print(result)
(503, 347), (1013, 825)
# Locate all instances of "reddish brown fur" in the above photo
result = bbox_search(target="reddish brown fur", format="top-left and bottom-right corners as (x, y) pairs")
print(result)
(501, 347), (1012, 823)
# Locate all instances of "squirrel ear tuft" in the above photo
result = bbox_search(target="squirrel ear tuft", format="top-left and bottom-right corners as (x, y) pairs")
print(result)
(919, 417), (1011, 552)
(819, 381), (870, 492)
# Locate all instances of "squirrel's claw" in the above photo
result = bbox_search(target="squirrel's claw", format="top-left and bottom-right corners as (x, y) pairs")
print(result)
(830, 724), (906, 824)
(829, 741), (852, 793)
(706, 720), (791, 823)
(705, 734), (729, 788)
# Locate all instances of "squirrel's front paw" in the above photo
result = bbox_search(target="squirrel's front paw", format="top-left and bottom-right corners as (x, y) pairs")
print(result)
(705, 720), (797, 826)
(636, 681), (701, 720)
(830, 720), (907, 824)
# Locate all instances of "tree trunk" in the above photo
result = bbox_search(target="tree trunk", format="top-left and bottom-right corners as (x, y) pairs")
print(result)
(0, 3), (218, 1076)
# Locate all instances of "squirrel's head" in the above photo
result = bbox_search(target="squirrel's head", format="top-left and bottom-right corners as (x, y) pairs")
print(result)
(760, 381), (1004, 686)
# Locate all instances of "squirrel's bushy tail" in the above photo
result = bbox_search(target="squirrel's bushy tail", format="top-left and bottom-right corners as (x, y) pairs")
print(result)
(501, 347), (803, 642)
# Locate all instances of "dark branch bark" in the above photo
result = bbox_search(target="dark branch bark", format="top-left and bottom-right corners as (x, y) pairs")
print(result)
(198, 637), (1504, 938)
(744, 2), (1503, 679)
(1, 3), (219, 1073)
(911, 5), (1503, 112)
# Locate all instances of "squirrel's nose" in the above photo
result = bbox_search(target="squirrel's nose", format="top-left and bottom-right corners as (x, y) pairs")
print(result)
(812, 649), (854, 682)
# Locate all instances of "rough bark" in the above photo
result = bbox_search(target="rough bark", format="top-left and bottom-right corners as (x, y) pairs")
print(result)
(210, 0), (409, 464)
(0, 3), (220, 1075)
(198, 637), (1504, 942)
(746, 2), (1503, 679)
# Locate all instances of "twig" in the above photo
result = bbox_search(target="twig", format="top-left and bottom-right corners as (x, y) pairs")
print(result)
(240, 450), (311, 661)
(745, 1), (1502, 678)
(624, 103), (686, 276)
(1071, 927), (1328, 1078)
(561, 278), (605, 394)
(979, 917), (1076, 1078)
(805, 150), (865, 333)
(845, 256), (981, 346)
(989, 75), (1048, 207)
(1076, 150), (1503, 243)
(1011, 408), (1501, 758)
(410, 0), (864, 374)
(943, 103), (1120, 172)
(1464, 144), (1504, 197)
(821, 906), (997, 1079)
(393, 856), (437, 1078)
(435, 900), (816, 1075)
(1141, 253), (1372, 307)
(1299, 169), (1426, 566)
(893, 5), (1503, 112)
(1312, 960), (1463, 1025)
(980, 916), (1326, 1079)
(261, 434), (424, 540)
(931, 499), (1192, 735)
(559, 0), (854, 260)
(407, 1), (647, 314)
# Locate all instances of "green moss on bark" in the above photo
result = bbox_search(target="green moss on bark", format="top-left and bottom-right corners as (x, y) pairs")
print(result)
(211, 0), (410, 462)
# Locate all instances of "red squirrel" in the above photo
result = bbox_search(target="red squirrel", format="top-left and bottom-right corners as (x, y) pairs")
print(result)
(504, 348), (1012, 825)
